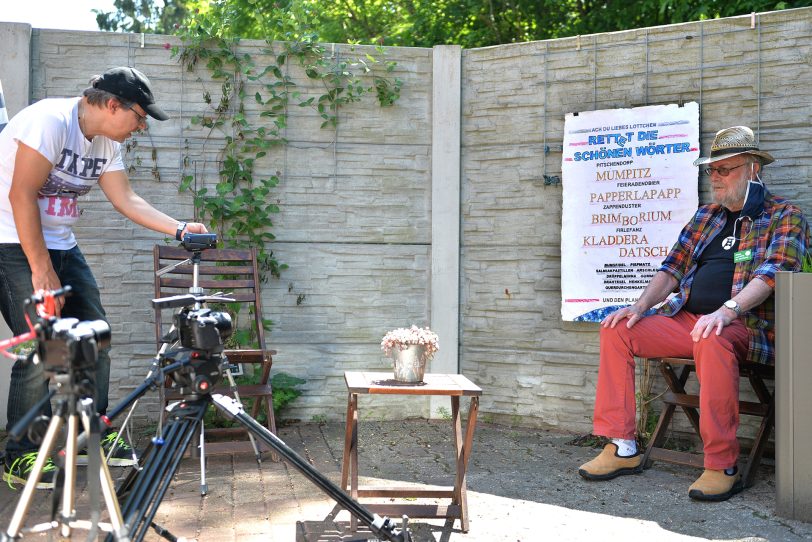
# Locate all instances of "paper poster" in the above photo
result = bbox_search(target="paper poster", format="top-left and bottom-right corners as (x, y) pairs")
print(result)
(561, 103), (699, 322)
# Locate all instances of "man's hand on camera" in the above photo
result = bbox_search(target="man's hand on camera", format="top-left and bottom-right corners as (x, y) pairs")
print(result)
(31, 268), (64, 316)
(601, 304), (645, 329)
(184, 222), (208, 235)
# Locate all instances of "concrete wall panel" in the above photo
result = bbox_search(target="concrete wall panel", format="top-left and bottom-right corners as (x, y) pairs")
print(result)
(2, 8), (811, 431)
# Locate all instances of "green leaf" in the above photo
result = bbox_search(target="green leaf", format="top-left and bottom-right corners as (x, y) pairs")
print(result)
(179, 175), (194, 192)
(216, 183), (235, 195)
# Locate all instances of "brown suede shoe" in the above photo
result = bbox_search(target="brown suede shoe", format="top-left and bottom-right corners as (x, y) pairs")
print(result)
(578, 443), (643, 481)
(688, 468), (743, 501)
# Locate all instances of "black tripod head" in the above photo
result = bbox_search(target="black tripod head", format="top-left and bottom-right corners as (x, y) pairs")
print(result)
(152, 292), (234, 398)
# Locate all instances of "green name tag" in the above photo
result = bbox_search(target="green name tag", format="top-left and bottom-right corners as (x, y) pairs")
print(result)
(734, 249), (753, 263)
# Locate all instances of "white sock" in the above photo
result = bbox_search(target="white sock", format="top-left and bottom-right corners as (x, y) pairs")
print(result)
(612, 438), (637, 457)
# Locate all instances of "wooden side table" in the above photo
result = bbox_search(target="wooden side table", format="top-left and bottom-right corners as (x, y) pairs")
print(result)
(340, 372), (482, 532)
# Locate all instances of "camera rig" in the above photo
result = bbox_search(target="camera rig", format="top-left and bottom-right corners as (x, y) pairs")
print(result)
(2, 286), (112, 441)
(0, 285), (111, 375)
(1, 288), (126, 542)
(108, 233), (412, 542)
(152, 233), (235, 398)
(153, 293), (233, 398)
(0, 236), (411, 542)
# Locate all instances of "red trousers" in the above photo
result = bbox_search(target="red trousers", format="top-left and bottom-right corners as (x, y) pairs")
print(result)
(592, 310), (750, 470)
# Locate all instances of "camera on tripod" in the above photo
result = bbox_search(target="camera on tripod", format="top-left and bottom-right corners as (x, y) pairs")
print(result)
(40, 318), (111, 373)
(174, 307), (232, 352)
(181, 232), (217, 251)
(160, 304), (232, 396)
(154, 232), (234, 396)
(23, 286), (111, 374)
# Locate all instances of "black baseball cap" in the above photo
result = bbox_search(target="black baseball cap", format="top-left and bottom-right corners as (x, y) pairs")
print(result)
(93, 66), (169, 121)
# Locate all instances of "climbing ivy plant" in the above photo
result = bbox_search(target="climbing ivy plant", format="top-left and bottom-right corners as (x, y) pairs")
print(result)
(171, 4), (402, 282)
(165, 4), (401, 351)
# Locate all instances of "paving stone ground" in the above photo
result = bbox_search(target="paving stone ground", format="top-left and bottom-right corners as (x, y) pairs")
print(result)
(1, 420), (811, 541)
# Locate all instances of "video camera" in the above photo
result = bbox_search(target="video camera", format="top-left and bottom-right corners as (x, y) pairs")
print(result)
(174, 306), (232, 352)
(24, 287), (111, 373)
(181, 232), (217, 251)
(157, 303), (232, 397)
(152, 232), (234, 396)
(39, 318), (111, 373)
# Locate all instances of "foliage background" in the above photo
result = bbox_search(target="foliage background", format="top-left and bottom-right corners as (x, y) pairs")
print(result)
(96, 0), (812, 46)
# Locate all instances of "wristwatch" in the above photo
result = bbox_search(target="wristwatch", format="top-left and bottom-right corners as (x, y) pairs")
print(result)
(175, 221), (187, 241)
(723, 299), (741, 316)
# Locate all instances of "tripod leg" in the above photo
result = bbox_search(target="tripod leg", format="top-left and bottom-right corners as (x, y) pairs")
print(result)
(199, 422), (207, 495)
(3, 413), (64, 538)
(224, 366), (262, 463)
(79, 404), (130, 542)
(114, 400), (207, 542)
(100, 456), (130, 542)
(209, 394), (410, 542)
(60, 412), (80, 538)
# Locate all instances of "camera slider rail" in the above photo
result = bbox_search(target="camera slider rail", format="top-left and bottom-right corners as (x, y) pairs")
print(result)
(104, 368), (412, 542)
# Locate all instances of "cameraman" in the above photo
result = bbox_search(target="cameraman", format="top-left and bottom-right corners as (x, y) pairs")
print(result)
(0, 67), (207, 488)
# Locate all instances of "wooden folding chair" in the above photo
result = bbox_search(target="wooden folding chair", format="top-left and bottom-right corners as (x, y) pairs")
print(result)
(641, 357), (774, 488)
(153, 244), (278, 455)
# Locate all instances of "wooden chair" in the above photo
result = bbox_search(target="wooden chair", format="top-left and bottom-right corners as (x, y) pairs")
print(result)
(153, 244), (278, 455)
(641, 357), (775, 488)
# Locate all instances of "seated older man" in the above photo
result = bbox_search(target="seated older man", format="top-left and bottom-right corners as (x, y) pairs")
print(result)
(578, 126), (809, 501)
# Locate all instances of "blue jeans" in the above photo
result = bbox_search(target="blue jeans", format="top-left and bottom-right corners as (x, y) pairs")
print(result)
(0, 244), (110, 457)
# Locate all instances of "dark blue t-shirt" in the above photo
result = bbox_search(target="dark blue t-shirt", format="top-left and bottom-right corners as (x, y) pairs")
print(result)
(683, 209), (741, 315)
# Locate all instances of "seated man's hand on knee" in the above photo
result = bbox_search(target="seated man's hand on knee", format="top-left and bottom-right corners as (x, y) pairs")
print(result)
(601, 305), (645, 329)
(690, 308), (736, 342)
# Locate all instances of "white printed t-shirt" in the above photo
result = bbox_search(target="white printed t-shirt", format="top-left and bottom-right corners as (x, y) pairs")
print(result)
(0, 97), (125, 249)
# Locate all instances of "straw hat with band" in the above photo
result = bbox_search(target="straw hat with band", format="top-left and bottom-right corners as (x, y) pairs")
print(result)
(692, 126), (774, 166)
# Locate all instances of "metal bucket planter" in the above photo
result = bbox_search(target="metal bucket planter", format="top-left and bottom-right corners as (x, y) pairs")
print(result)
(391, 344), (428, 383)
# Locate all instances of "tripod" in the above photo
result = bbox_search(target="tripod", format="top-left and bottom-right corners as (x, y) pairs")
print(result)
(108, 380), (410, 542)
(103, 234), (410, 541)
(0, 290), (129, 541)
(155, 234), (264, 476)
(116, 233), (263, 496)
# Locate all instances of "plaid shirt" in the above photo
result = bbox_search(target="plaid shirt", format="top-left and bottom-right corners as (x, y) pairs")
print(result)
(658, 191), (810, 365)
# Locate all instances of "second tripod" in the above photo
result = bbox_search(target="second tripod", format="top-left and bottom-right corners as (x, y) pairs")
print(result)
(0, 288), (129, 541)
(110, 388), (410, 542)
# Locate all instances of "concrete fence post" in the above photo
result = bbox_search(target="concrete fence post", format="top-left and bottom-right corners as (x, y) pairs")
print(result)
(0, 22), (30, 426)
(430, 45), (462, 418)
(0, 23), (32, 118)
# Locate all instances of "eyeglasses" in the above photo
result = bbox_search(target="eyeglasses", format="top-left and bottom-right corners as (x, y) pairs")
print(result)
(126, 104), (148, 125)
(702, 163), (746, 177)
